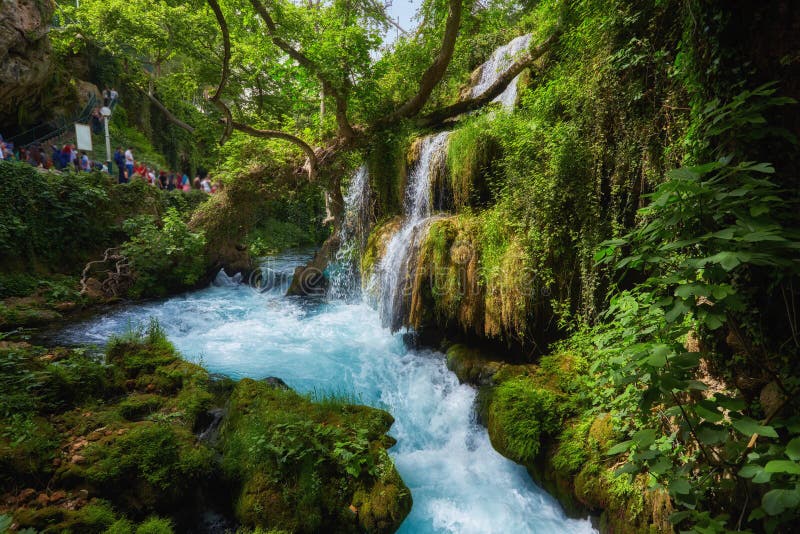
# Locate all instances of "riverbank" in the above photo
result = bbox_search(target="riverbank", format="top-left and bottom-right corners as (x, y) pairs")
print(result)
(0, 320), (411, 533)
(445, 344), (671, 532)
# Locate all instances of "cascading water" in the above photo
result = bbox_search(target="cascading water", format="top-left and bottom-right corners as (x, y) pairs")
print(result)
(329, 164), (372, 299)
(472, 33), (533, 110)
(375, 131), (450, 330)
(55, 260), (596, 533)
(48, 39), (598, 532)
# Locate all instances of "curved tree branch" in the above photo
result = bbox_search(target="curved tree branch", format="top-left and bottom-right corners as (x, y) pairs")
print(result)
(248, 0), (355, 140)
(418, 29), (561, 127)
(141, 89), (196, 133)
(230, 120), (318, 178)
(206, 0), (234, 144)
(377, 0), (463, 125)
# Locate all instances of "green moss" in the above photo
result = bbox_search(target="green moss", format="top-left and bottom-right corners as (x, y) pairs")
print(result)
(366, 130), (411, 218)
(487, 376), (566, 465)
(446, 114), (501, 210)
(106, 320), (180, 378)
(407, 216), (485, 334)
(445, 344), (506, 385)
(118, 394), (164, 421)
(13, 500), (118, 533)
(134, 517), (174, 534)
(74, 421), (214, 509)
(551, 416), (593, 476)
(105, 518), (136, 534)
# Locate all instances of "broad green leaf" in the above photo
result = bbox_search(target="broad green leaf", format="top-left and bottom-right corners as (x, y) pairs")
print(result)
(738, 464), (762, 478)
(752, 470), (772, 484)
(732, 417), (779, 438)
(665, 300), (689, 323)
(711, 227), (736, 240)
(686, 380), (708, 391)
(675, 284), (705, 299)
(786, 437), (800, 461)
(649, 457), (672, 475)
(762, 488), (800, 516)
(694, 404), (723, 423)
(668, 510), (692, 524)
(714, 395), (746, 411)
(632, 450), (659, 462)
(711, 251), (746, 271)
(669, 477), (691, 495)
(746, 162), (775, 174)
(606, 440), (633, 455)
(696, 425), (728, 445)
(764, 460), (800, 475)
(646, 346), (670, 368)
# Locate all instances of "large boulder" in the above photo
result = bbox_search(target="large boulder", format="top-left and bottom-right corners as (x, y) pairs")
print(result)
(220, 378), (412, 533)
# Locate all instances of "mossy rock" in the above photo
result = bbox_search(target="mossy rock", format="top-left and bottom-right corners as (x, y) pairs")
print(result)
(12, 500), (118, 533)
(445, 344), (506, 386)
(0, 297), (62, 328)
(62, 421), (214, 512)
(220, 378), (411, 533)
(485, 376), (566, 466)
(106, 340), (180, 379)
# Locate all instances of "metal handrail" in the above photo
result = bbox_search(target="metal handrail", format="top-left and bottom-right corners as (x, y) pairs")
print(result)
(9, 94), (98, 147)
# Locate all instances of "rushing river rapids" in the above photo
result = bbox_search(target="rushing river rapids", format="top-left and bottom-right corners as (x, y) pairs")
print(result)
(54, 251), (595, 533)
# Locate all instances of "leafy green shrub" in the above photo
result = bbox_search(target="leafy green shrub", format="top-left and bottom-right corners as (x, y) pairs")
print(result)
(0, 162), (114, 268)
(247, 218), (314, 256)
(0, 273), (39, 298)
(121, 208), (207, 298)
(594, 84), (800, 531)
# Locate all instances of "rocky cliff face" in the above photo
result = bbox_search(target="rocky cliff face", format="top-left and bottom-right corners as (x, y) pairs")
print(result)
(0, 0), (55, 130)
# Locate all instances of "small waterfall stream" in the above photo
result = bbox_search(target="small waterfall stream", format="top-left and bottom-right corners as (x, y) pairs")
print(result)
(330, 164), (372, 299)
(375, 132), (450, 330)
(472, 34), (533, 109)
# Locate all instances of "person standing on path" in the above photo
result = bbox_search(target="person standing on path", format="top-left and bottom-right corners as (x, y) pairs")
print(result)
(114, 147), (126, 183)
(124, 147), (134, 180)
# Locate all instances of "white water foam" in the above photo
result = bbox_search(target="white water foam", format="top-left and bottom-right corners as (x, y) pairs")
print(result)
(56, 282), (596, 533)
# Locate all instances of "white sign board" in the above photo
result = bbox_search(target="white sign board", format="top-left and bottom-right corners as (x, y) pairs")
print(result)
(75, 123), (93, 152)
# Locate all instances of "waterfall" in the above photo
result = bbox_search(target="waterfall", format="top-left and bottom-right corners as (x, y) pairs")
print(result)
(329, 164), (372, 299)
(471, 34), (533, 110)
(376, 132), (450, 330)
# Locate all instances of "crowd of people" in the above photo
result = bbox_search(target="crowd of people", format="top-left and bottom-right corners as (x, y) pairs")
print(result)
(112, 146), (217, 192)
(0, 134), (217, 193)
